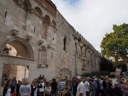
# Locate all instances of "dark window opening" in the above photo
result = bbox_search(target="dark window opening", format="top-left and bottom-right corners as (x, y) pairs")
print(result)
(34, 27), (36, 32)
(5, 11), (7, 18)
(63, 37), (67, 51)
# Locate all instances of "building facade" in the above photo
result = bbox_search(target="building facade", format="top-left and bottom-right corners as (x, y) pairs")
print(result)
(0, 0), (101, 83)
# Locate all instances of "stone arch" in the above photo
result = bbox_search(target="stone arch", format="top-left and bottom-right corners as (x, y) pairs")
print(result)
(14, 0), (32, 10)
(24, 0), (32, 8)
(43, 15), (50, 25)
(0, 37), (34, 59)
(41, 15), (51, 39)
(41, 46), (46, 51)
(34, 7), (42, 16)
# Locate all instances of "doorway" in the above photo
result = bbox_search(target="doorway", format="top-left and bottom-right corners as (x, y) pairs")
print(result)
(2, 64), (29, 81)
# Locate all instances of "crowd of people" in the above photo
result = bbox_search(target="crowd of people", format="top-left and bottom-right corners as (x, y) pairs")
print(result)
(1, 75), (128, 96)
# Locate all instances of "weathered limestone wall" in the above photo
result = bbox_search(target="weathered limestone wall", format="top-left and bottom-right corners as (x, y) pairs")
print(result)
(55, 11), (101, 79)
(0, 0), (57, 82)
(0, 0), (101, 83)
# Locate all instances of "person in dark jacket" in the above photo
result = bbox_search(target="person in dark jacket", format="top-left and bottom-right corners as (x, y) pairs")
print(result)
(31, 80), (37, 96)
(108, 79), (115, 96)
(3, 80), (13, 96)
(16, 80), (22, 96)
(51, 78), (58, 96)
(114, 83), (123, 96)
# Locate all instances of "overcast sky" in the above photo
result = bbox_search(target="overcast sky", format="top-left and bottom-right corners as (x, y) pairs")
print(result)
(51, 0), (128, 52)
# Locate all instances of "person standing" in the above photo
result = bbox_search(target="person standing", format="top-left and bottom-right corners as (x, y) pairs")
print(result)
(76, 76), (86, 96)
(19, 78), (31, 96)
(45, 82), (51, 96)
(38, 80), (45, 96)
(16, 80), (22, 96)
(11, 77), (17, 96)
(72, 77), (78, 96)
(84, 77), (90, 96)
(31, 80), (37, 96)
(58, 79), (66, 96)
(51, 78), (58, 96)
(3, 80), (12, 96)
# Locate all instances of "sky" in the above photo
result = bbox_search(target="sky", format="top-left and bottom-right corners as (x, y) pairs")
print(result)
(51, 0), (128, 52)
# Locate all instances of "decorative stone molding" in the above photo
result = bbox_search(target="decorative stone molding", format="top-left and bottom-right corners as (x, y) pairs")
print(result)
(37, 40), (44, 46)
(38, 64), (45, 68)
(25, 34), (32, 41)
(10, 29), (19, 36)
(47, 45), (55, 51)
(40, 45), (46, 50)
(14, 0), (24, 6)
(29, 8), (35, 13)
(38, 64), (48, 68)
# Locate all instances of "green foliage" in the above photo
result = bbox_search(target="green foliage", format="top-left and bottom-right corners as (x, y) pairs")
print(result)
(100, 23), (128, 62)
(100, 57), (115, 72)
(114, 62), (127, 72)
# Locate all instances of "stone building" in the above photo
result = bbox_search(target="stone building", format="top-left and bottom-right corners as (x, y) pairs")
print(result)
(0, 0), (101, 83)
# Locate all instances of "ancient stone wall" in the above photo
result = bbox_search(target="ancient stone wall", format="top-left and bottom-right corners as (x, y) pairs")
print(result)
(55, 11), (101, 79)
(0, 0), (101, 83)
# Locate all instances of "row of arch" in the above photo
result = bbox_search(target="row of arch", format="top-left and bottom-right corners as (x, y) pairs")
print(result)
(14, 0), (56, 28)
(35, 7), (56, 28)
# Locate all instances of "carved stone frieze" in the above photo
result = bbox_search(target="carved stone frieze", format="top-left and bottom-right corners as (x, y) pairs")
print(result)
(25, 34), (32, 41)
(37, 40), (44, 46)
(10, 29), (19, 36)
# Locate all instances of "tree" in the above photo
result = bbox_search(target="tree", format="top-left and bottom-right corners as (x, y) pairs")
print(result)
(115, 62), (127, 72)
(100, 56), (115, 72)
(100, 23), (128, 62)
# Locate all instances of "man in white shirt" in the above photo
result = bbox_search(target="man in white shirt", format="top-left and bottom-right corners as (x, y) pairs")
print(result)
(84, 77), (90, 96)
(76, 76), (86, 96)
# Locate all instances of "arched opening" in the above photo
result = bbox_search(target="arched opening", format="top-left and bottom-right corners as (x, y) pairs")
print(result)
(0, 37), (34, 59)
(14, 0), (32, 11)
(38, 46), (47, 68)
(23, 0), (32, 11)
(2, 64), (29, 82)
(52, 20), (56, 28)
(43, 15), (50, 25)
(25, 0), (32, 7)
(41, 15), (51, 39)
(34, 7), (42, 17)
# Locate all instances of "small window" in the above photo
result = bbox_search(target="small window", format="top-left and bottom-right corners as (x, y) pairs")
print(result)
(34, 27), (36, 32)
(5, 11), (7, 18)
(63, 37), (67, 51)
